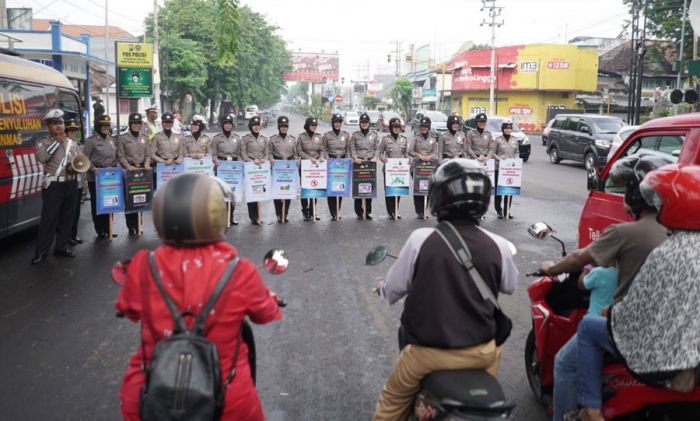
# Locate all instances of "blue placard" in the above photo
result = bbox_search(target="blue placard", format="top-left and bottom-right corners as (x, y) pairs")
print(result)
(96, 168), (125, 215)
(326, 159), (352, 197)
(385, 186), (410, 196)
(156, 162), (185, 189)
(216, 160), (244, 203)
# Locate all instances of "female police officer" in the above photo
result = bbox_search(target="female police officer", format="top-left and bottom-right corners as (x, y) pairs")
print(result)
(269, 116), (297, 223)
(379, 117), (409, 220)
(211, 114), (241, 225)
(323, 112), (350, 221)
(240, 116), (269, 225)
(296, 116), (326, 221)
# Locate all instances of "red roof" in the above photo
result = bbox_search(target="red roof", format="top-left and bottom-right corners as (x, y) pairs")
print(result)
(32, 19), (135, 39)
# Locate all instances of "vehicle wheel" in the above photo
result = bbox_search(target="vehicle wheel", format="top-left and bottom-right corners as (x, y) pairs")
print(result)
(548, 147), (561, 164)
(584, 152), (595, 171)
(525, 329), (546, 405)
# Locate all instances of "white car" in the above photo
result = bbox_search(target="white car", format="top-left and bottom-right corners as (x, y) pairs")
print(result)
(345, 111), (360, 126)
(607, 125), (639, 161)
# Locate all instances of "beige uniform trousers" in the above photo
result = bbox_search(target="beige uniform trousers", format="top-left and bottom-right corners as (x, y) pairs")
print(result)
(373, 339), (501, 421)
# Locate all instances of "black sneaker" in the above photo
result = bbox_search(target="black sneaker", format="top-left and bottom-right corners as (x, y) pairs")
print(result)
(97, 233), (109, 241)
(128, 228), (138, 237)
(69, 236), (83, 245)
(388, 214), (396, 220)
(31, 254), (47, 264)
(497, 210), (504, 219)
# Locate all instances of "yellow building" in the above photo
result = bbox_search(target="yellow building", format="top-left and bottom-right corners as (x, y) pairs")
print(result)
(449, 44), (598, 131)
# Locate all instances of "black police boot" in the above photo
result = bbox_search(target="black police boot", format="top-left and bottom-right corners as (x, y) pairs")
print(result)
(69, 236), (83, 245)
(54, 249), (76, 258)
(31, 253), (47, 264)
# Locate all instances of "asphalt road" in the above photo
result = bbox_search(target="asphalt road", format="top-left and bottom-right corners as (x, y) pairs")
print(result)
(0, 115), (591, 420)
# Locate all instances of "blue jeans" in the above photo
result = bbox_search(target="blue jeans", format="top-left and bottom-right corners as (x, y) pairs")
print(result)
(554, 335), (578, 421)
(576, 316), (615, 409)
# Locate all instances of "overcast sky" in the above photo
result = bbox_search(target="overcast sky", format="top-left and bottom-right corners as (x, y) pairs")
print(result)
(8, 0), (630, 80)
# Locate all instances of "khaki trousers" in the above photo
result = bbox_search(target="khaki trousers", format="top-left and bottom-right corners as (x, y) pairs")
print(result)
(373, 340), (501, 421)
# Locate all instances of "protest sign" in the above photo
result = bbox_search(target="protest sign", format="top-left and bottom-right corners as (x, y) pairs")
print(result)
(326, 159), (352, 197)
(216, 160), (244, 203)
(124, 169), (153, 213)
(385, 158), (411, 197)
(244, 161), (272, 203)
(300, 159), (328, 199)
(496, 158), (523, 196)
(413, 160), (437, 196)
(271, 160), (298, 200)
(96, 168), (125, 215)
(156, 162), (184, 189)
(352, 161), (377, 199)
(183, 156), (214, 176)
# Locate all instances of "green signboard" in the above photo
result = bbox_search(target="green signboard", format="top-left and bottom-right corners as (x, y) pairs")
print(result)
(118, 68), (153, 98)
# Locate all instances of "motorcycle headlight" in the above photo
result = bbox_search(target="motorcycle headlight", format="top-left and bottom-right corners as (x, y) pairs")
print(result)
(595, 139), (611, 149)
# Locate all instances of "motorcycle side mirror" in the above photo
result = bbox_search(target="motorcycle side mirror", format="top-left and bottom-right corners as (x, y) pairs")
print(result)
(366, 246), (396, 265)
(528, 222), (554, 240)
(263, 249), (289, 275)
(111, 259), (131, 286)
(587, 167), (602, 191)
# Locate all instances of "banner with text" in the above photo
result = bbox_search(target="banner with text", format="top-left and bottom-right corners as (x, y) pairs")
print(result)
(156, 162), (185, 189)
(352, 161), (377, 199)
(244, 162), (272, 203)
(96, 168), (125, 215)
(216, 160), (244, 203)
(124, 169), (153, 213)
(184, 156), (214, 176)
(496, 158), (523, 196)
(271, 160), (298, 200)
(385, 158), (411, 197)
(300, 160), (328, 199)
(413, 160), (437, 196)
(326, 159), (352, 197)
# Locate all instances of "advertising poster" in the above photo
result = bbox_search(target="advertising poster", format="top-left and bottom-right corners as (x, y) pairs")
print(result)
(124, 169), (153, 213)
(413, 160), (437, 196)
(216, 160), (244, 203)
(496, 158), (524, 196)
(271, 160), (298, 200)
(326, 159), (352, 197)
(300, 160), (328, 199)
(352, 161), (377, 199)
(156, 162), (185, 189)
(385, 158), (411, 197)
(96, 168), (125, 215)
(244, 161), (272, 203)
(184, 156), (214, 176)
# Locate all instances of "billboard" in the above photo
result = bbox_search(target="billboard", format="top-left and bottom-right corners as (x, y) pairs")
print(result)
(283, 52), (339, 82)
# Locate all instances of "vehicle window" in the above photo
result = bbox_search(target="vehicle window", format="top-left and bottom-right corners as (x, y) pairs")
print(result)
(486, 119), (501, 131)
(565, 118), (579, 131)
(592, 118), (623, 134)
(425, 111), (447, 122)
(0, 80), (47, 147)
(553, 117), (567, 129)
(57, 89), (83, 140)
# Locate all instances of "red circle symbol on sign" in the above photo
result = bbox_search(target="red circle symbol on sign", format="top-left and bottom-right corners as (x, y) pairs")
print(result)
(311, 179), (318, 187)
(335, 94), (344, 102)
(507, 178), (513, 185)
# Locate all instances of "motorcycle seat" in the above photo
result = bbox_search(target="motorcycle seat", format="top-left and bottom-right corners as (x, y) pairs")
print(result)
(421, 369), (515, 412)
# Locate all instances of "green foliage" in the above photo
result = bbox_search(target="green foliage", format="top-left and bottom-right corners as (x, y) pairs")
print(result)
(392, 78), (414, 119)
(160, 35), (208, 101)
(469, 43), (491, 51)
(623, 0), (693, 61)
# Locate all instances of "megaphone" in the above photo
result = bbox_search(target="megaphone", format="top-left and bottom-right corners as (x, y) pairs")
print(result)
(70, 154), (90, 173)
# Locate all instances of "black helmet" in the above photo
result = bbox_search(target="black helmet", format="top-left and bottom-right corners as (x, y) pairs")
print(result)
(152, 173), (230, 246)
(332, 113), (344, 124)
(447, 115), (461, 128)
(97, 115), (112, 126)
(278, 116), (290, 128)
(389, 117), (402, 130)
(161, 112), (174, 123)
(221, 114), (235, 128)
(248, 116), (261, 129)
(429, 158), (491, 221)
(304, 116), (318, 131)
(608, 154), (674, 217)
(475, 113), (488, 122)
(501, 118), (513, 131)
(64, 118), (80, 131)
(419, 117), (431, 128)
(128, 113), (143, 125)
(359, 113), (371, 123)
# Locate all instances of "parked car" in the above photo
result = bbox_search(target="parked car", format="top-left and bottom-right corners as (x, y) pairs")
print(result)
(410, 110), (448, 136)
(541, 118), (555, 145)
(462, 115), (531, 162)
(364, 110), (381, 129)
(244, 105), (259, 120)
(607, 125), (639, 161)
(377, 111), (405, 132)
(345, 111), (360, 127)
(546, 114), (624, 170)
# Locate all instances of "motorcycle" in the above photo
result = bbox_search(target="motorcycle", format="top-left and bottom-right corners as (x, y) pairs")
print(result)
(525, 222), (700, 420)
(367, 246), (516, 421)
(112, 248), (289, 385)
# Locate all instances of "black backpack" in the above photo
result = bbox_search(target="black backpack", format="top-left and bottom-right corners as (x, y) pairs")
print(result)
(140, 252), (242, 421)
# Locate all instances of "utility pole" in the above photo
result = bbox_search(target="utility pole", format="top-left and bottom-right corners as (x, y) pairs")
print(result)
(104, 0), (110, 118)
(481, 0), (503, 116)
(678, 0), (689, 90)
(0, 0), (7, 29)
(153, 0), (161, 111)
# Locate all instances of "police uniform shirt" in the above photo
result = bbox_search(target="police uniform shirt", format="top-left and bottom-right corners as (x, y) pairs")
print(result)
(84, 134), (118, 182)
(466, 129), (495, 159)
(150, 132), (185, 163)
(494, 135), (519, 161)
(322, 130), (350, 158)
(350, 130), (380, 160)
(409, 134), (438, 160)
(439, 131), (466, 158)
(35, 135), (81, 178)
(296, 132), (326, 160)
(184, 133), (211, 156)
(379, 133), (409, 159)
(211, 132), (241, 160)
(269, 134), (297, 160)
(118, 131), (150, 168)
(241, 133), (270, 161)
(143, 120), (160, 142)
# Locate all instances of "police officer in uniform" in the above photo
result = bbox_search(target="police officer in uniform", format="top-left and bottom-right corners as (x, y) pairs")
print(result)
(379, 117), (409, 220)
(268, 116), (297, 223)
(118, 112), (151, 236)
(184, 115), (210, 158)
(65, 118), (84, 246)
(493, 119), (519, 219)
(149, 112), (185, 168)
(84, 115), (119, 240)
(466, 113), (495, 161)
(296, 116), (326, 221)
(142, 106), (160, 143)
(323, 112), (350, 221)
(211, 114), (241, 225)
(33, 110), (82, 262)
(240, 116), (269, 225)
(439, 115), (466, 160)
(350, 112), (379, 220)
(408, 116), (438, 219)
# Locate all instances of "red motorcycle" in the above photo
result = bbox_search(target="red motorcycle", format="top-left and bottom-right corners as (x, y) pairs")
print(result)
(525, 222), (700, 420)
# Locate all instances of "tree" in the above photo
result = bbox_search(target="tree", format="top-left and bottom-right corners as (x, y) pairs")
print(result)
(392, 78), (414, 119)
(623, 0), (693, 61)
(363, 96), (381, 110)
